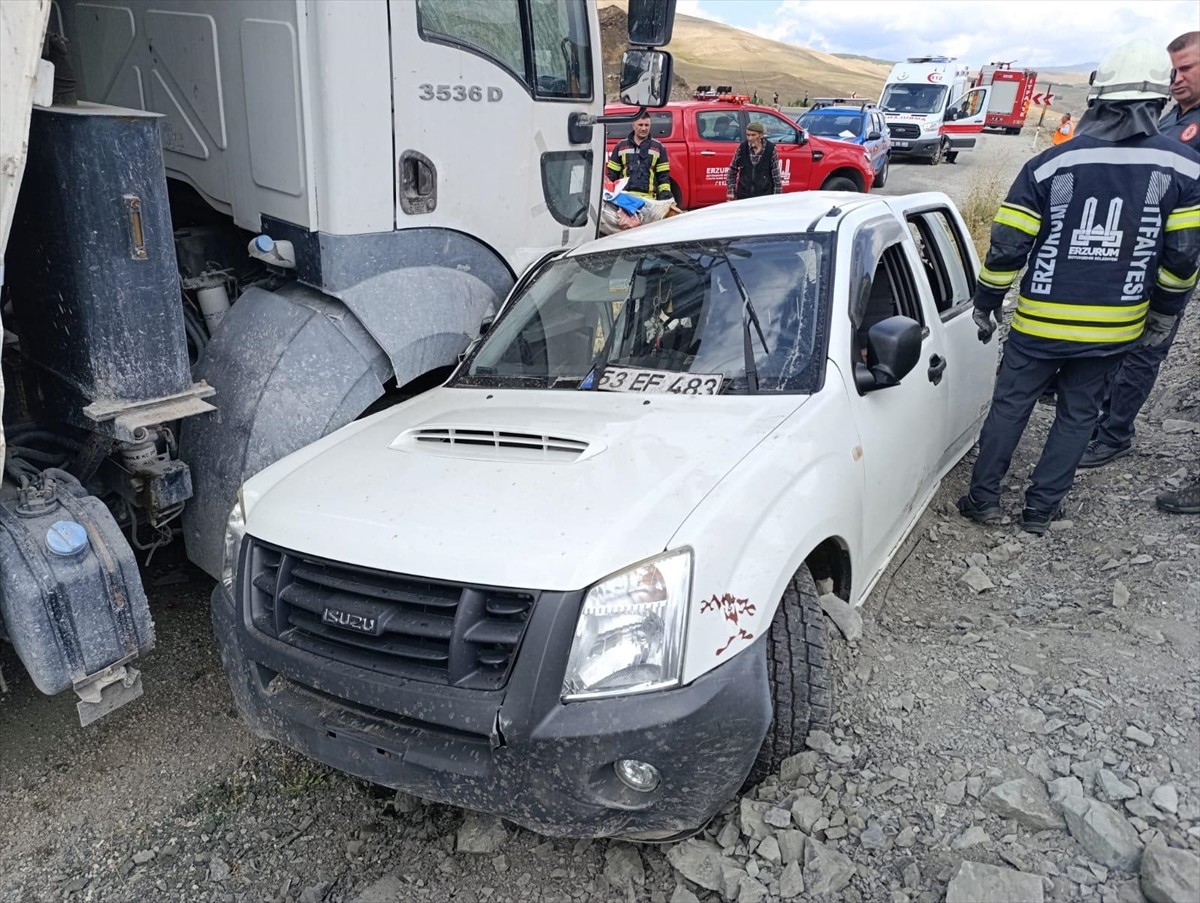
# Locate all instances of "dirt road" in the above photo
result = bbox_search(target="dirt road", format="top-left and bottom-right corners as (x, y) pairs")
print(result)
(2, 133), (1197, 903)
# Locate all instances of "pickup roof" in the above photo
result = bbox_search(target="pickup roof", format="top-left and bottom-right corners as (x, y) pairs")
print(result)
(605, 100), (876, 209)
(214, 191), (997, 840)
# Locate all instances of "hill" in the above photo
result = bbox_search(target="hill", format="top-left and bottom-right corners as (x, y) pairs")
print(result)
(598, 1), (892, 104)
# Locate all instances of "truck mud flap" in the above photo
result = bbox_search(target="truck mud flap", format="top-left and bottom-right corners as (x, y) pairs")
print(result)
(180, 284), (391, 579)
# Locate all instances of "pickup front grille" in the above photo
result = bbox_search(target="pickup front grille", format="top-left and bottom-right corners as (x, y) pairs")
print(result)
(245, 541), (535, 690)
(888, 123), (921, 139)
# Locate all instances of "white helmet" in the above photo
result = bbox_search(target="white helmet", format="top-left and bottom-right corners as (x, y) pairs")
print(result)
(1088, 39), (1172, 104)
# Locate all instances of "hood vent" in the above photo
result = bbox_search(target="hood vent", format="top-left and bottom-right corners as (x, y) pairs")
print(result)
(401, 427), (593, 461)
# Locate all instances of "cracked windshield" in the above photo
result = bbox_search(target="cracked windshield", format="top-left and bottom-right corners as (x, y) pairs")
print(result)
(457, 235), (830, 394)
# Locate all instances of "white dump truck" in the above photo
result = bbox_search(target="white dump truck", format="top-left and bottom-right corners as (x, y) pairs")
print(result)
(0, 0), (673, 723)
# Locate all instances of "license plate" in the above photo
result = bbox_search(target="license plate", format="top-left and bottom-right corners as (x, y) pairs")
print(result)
(598, 366), (723, 395)
(893, 141), (909, 148)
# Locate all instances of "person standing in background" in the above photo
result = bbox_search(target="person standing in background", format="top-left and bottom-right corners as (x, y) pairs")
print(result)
(1052, 112), (1074, 145)
(725, 121), (782, 201)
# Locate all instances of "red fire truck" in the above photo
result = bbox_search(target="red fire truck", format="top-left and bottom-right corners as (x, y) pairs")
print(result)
(974, 63), (1039, 134)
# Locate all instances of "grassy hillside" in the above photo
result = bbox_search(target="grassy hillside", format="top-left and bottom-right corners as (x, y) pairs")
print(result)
(599, 2), (891, 104)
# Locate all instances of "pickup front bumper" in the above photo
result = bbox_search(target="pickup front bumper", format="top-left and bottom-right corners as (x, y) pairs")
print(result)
(211, 576), (770, 838)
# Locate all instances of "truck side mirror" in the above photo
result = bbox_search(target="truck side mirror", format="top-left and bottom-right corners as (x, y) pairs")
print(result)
(627, 0), (676, 46)
(619, 50), (673, 107)
(944, 108), (960, 122)
(854, 316), (922, 393)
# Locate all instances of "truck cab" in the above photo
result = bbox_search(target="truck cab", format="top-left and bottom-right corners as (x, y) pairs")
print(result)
(879, 56), (990, 164)
(605, 92), (876, 210)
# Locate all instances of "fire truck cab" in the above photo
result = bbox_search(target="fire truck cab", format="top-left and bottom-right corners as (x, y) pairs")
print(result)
(879, 56), (990, 165)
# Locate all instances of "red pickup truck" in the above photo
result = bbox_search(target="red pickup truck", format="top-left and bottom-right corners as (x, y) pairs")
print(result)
(605, 96), (876, 210)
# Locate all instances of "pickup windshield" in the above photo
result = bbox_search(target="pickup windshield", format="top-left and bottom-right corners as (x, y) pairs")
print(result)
(799, 112), (864, 139)
(880, 83), (948, 115)
(454, 235), (830, 394)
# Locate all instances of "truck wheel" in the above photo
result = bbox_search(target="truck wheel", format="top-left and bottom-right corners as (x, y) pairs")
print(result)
(744, 566), (833, 788)
(928, 142), (943, 166)
(1006, 127), (1020, 136)
(873, 157), (889, 189)
(821, 176), (859, 193)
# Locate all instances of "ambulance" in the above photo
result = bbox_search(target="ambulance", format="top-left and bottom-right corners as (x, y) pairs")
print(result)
(879, 56), (991, 164)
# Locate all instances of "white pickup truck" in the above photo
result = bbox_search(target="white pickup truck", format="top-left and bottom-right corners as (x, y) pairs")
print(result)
(215, 191), (998, 839)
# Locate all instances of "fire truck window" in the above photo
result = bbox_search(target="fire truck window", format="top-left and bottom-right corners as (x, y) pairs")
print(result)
(697, 112), (741, 142)
(417, 0), (523, 79)
(605, 112), (673, 141)
(747, 111), (799, 144)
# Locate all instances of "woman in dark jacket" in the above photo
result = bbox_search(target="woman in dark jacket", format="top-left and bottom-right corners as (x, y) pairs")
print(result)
(725, 121), (783, 200)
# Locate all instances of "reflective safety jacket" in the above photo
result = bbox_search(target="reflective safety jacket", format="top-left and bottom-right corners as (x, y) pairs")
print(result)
(606, 133), (673, 200)
(975, 133), (1200, 357)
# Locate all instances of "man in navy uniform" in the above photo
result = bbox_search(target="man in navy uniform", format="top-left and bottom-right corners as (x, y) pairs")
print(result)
(1078, 31), (1200, 516)
(958, 39), (1200, 535)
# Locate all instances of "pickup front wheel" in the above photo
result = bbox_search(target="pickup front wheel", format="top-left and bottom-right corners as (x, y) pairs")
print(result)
(821, 176), (860, 193)
(744, 565), (833, 788)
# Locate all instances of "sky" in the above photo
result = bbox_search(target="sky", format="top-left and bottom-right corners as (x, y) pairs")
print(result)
(673, 0), (1197, 69)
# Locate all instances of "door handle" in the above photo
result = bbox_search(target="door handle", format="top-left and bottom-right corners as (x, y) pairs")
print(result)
(700, 150), (717, 156)
(928, 353), (947, 385)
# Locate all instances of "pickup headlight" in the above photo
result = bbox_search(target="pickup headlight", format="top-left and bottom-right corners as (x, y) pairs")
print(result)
(220, 489), (247, 593)
(562, 549), (691, 701)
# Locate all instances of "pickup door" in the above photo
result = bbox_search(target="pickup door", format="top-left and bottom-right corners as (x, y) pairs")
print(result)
(745, 109), (814, 194)
(840, 213), (952, 578)
(690, 109), (742, 207)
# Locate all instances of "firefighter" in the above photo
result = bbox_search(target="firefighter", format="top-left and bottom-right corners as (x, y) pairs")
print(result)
(1079, 30), (1200, 493)
(606, 110), (673, 201)
(957, 39), (1200, 535)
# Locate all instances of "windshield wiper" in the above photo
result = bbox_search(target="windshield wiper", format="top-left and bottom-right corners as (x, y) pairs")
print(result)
(720, 253), (770, 394)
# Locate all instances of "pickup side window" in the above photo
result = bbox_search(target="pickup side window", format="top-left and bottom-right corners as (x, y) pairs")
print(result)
(746, 111), (799, 145)
(605, 112), (673, 141)
(905, 210), (974, 316)
(696, 111), (742, 142)
(848, 217), (925, 362)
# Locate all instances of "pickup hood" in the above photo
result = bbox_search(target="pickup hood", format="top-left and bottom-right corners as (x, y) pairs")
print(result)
(244, 388), (806, 591)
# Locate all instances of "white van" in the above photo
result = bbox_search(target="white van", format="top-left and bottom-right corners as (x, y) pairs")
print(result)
(880, 56), (991, 164)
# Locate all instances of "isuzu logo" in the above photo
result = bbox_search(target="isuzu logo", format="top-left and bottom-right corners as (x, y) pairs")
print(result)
(321, 607), (377, 635)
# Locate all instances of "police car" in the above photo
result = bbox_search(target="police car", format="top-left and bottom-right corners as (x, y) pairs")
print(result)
(214, 191), (998, 839)
(800, 100), (893, 187)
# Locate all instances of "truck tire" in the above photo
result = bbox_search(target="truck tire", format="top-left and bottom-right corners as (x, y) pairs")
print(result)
(872, 157), (889, 189)
(928, 141), (943, 166)
(821, 176), (859, 193)
(744, 565), (833, 788)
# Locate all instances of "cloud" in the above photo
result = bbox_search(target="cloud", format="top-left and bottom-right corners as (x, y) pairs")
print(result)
(743, 0), (1192, 68)
(675, 0), (726, 23)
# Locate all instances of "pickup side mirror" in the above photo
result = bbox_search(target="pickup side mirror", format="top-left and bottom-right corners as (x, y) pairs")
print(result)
(797, 128), (809, 146)
(619, 49), (673, 107)
(854, 316), (922, 393)
(867, 130), (883, 140)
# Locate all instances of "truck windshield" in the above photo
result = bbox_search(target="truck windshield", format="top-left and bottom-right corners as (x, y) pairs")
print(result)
(417, 0), (593, 99)
(880, 84), (948, 114)
(454, 235), (830, 394)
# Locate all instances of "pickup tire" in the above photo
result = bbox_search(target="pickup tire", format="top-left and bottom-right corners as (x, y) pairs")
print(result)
(744, 565), (833, 788)
(821, 176), (859, 193)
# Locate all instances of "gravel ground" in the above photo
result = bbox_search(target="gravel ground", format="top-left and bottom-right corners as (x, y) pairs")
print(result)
(2, 133), (1198, 903)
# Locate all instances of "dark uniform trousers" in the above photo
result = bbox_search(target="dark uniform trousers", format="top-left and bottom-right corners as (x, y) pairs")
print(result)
(1093, 315), (1183, 448)
(971, 343), (1124, 513)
